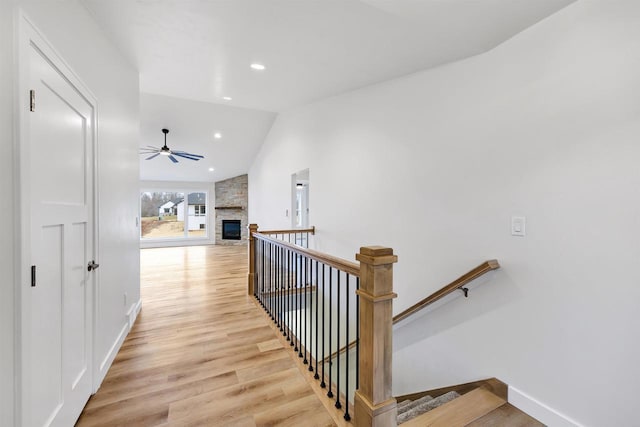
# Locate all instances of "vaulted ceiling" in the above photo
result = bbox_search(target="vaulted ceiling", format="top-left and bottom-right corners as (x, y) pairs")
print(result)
(82, 0), (576, 182)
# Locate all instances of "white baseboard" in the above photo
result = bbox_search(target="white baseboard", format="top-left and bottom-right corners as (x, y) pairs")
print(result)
(127, 299), (142, 329)
(94, 322), (127, 391)
(509, 386), (583, 427)
(93, 299), (142, 393)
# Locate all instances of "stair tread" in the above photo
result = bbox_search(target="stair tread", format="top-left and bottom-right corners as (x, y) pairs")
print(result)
(400, 388), (506, 427)
(466, 403), (545, 427)
(398, 391), (459, 424)
(397, 399), (413, 410)
(397, 394), (434, 417)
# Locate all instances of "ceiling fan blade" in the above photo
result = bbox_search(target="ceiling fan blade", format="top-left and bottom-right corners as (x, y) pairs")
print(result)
(172, 150), (200, 155)
(168, 154), (179, 163)
(173, 152), (203, 161)
(145, 153), (161, 160)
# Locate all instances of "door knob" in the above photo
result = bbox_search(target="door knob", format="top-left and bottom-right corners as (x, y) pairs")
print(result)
(87, 260), (100, 271)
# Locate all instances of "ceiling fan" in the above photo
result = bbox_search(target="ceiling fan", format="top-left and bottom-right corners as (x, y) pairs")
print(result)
(140, 128), (204, 163)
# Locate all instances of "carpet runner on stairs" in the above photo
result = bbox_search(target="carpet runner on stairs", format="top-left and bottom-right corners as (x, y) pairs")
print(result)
(397, 391), (461, 424)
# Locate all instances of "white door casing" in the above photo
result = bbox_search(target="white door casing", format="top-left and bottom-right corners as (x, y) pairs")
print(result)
(17, 14), (98, 427)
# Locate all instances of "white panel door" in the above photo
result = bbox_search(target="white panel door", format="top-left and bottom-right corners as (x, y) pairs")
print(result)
(26, 38), (95, 427)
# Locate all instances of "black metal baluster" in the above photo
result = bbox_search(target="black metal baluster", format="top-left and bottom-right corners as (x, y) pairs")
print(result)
(289, 250), (294, 346)
(303, 256), (308, 365)
(320, 263), (326, 388)
(298, 254), (303, 358)
(356, 276), (360, 391)
(265, 241), (270, 314)
(294, 253), (299, 352)
(253, 237), (257, 298)
(327, 267), (333, 399)
(277, 246), (282, 331)
(344, 273), (350, 420)
(279, 245), (282, 329)
(314, 260), (319, 378)
(255, 238), (259, 300)
(269, 242), (273, 319)
(307, 258), (312, 370)
(283, 247), (288, 337)
(261, 240), (265, 307)
(273, 244), (277, 322)
(335, 271), (341, 409)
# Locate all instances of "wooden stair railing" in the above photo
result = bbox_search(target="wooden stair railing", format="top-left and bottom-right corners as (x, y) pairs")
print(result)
(393, 260), (500, 324)
(259, 226), (315, 248)
(248, 224), (398, 426)
(259, 226), (315, 236)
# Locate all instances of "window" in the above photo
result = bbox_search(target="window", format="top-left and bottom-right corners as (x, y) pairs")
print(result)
(187, 192), (207, 237)
(140, 190), (208, 241)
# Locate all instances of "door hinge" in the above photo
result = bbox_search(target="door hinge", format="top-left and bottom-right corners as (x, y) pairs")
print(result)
(31, 265), (36, 287)
(29, 90), (35, 112)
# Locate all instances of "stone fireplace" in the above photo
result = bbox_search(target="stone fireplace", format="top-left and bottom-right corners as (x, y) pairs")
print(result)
(222, 220), (241, 240)
(215, 174), (248, 245)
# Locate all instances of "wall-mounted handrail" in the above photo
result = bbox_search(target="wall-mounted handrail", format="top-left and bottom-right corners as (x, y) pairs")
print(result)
(393, 260), (500, 324)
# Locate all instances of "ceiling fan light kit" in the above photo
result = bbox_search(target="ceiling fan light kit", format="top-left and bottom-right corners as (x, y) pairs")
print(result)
(140, 128), (204, 163)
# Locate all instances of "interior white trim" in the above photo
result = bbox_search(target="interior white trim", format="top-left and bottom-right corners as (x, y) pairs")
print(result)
(509, 386), (584, 427)
(127, 299), (142, 330)
(94, 297), (141, 393)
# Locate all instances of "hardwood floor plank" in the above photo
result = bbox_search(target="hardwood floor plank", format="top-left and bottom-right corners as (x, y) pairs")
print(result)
(76, 245), (336, 427)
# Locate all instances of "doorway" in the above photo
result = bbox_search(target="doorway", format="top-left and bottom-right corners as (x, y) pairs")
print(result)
(291, 169), (309, 246)
(291, 169), (309, 228)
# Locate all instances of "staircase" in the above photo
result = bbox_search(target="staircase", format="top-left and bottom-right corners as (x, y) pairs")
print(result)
(248, 228), (544, 426)
(395, 379), (545, 426)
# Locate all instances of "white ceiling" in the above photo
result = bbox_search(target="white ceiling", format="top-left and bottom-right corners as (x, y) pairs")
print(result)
(81, 0), (576, 182)
(139, 93), (275, 182)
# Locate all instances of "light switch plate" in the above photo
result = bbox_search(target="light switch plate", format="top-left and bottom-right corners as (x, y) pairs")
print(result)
(512, 216), (526, 236)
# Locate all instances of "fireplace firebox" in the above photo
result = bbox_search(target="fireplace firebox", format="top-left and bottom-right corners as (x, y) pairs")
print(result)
(222, 220), (241, 240)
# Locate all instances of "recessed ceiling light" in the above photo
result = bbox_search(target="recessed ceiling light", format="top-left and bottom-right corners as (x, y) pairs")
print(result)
(213, 132), (222, 139)
(250, 63), (265, 71)
(209, 167), (215, 172)
(222, 96), (232, 101)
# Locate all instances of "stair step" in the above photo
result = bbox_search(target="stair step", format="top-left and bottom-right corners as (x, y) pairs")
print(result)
(397, 399), (413, 411)
(397, 391), (459, 424)
(466, 403), (545, 427)
(397, 394), (433, 417)
(400, 388), (506, 427)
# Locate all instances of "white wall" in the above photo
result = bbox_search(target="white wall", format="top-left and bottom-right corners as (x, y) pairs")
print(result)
(1, 1), (16, 425)
(249, 1), (640, 425)
(7, 0), (141, 419)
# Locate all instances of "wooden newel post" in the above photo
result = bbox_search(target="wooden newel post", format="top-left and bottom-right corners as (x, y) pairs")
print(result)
(354, 246), (398, 427)
(247, 223), (258, 295)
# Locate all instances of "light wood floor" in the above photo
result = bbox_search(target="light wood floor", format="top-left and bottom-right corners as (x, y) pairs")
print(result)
(76, 245), (336, 427)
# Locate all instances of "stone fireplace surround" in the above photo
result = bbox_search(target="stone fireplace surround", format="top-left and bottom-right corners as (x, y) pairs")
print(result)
(215, 174), (248, 245)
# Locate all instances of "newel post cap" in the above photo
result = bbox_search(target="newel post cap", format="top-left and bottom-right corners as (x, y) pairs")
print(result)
(356, 246), (398, 266)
